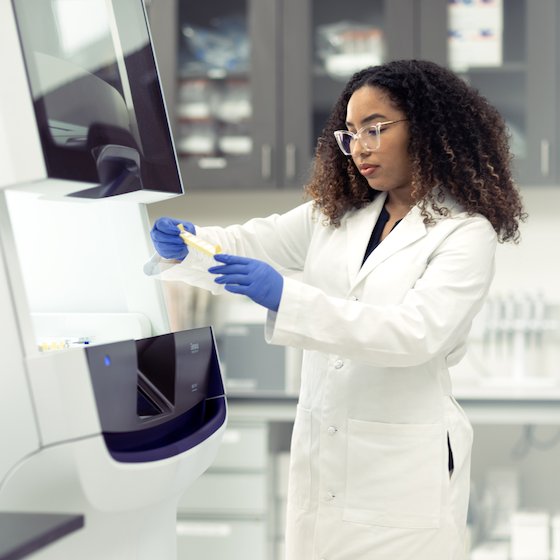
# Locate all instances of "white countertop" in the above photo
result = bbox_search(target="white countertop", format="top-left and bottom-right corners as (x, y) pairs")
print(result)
(226, 383), (560, 425)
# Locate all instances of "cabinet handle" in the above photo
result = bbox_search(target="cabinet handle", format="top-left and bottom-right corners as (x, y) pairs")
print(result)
(286, 143), (296, 181)
(261, 144), (272, 179)
(541, 139), (550, 178)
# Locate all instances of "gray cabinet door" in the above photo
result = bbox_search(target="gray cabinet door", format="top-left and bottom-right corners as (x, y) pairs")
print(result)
(150, 0), (279, 190)
(386, 0), (447, 64)
(282, 0), (415, 190)
(281, 0), (312, 190)
(281, 0), (450, 190)
(443, 0), (557, 186)
(524, 0), (557, 185)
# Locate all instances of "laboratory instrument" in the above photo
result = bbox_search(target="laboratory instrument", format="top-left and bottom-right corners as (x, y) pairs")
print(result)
(0, 1), (227, 558)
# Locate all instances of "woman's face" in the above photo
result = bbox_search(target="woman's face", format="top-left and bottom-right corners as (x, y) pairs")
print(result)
(345, 86), (413, 198)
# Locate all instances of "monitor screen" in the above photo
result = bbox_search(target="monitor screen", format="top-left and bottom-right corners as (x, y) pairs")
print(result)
(12, 0), (183, 198)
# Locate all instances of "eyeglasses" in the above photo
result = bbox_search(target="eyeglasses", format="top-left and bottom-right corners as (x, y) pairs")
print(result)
(334, 119), (408, 156)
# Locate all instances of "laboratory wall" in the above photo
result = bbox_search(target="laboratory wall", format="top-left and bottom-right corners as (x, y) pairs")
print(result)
(492, 186), (560, 299)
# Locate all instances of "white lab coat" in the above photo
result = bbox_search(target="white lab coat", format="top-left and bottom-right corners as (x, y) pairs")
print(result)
(145, 190), (497, 560)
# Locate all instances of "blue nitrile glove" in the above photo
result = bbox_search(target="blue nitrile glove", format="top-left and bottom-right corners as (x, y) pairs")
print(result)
(209, 254), (284, 312)
(150, 217), (195, 260)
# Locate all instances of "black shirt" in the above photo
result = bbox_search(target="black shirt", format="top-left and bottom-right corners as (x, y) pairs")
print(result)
(362, 205), (402, 265)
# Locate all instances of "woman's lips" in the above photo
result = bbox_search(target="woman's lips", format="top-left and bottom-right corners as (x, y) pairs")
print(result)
(359, 164), (379, 177)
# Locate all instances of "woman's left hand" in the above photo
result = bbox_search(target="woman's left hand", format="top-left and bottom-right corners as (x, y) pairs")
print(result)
(209, 254), (283, 312)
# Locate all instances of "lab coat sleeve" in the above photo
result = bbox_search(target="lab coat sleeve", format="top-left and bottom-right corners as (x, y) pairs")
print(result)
(265, 217), (497, 368)
(144, 201), (316, 293)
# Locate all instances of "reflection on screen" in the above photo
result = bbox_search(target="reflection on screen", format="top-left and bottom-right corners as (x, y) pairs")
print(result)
(54, 0), (112, 58)
(13, 0), (183, 197)
(137, 386), (163, 419)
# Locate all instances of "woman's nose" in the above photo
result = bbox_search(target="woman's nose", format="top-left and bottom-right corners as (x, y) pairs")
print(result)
(351, 136), (367, 156)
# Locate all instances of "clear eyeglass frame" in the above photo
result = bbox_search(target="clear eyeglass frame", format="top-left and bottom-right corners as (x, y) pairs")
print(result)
(334, 119), (408, 155)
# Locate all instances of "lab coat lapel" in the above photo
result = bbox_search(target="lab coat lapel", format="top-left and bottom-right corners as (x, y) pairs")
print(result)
(351, 203), (428, 289)
(345, 192), (387, 286)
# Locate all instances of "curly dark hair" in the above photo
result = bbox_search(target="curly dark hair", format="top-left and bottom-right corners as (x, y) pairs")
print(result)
(304, 59), (526, 243)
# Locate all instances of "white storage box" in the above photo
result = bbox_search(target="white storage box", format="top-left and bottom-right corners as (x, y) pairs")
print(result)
(177, 472), (267, 516)
(551, 514), (560, 559)
(470, 541), (509, 560)
(510, 510), (550, 560)
(177, 519), (266, 560)
(209, 424), (268, 470)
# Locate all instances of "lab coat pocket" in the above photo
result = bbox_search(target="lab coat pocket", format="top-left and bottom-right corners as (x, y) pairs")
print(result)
(343, 419), (443, 529)
(287, 405), (312, 510)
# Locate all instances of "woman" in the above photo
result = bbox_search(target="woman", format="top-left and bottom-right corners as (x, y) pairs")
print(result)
(147, 59), (525, 559)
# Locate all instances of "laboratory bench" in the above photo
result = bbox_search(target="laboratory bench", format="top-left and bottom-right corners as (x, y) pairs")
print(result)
(226, 387), (560, 425)
(176, 389), (560, 560)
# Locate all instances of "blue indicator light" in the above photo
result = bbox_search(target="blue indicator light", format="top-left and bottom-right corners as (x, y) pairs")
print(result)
(104, 356), (111, 366)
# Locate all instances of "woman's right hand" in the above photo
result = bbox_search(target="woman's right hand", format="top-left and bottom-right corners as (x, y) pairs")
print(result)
(150, 217), (195, 260)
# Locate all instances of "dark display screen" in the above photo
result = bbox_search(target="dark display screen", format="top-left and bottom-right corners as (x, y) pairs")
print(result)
(12, 0), (183, 198)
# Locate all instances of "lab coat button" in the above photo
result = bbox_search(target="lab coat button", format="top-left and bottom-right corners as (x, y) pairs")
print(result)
(334, 360), (343, 369)
(348, 295), (358, 301)
(325, 492), (334, 501)
(327, 426), (337, 436)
